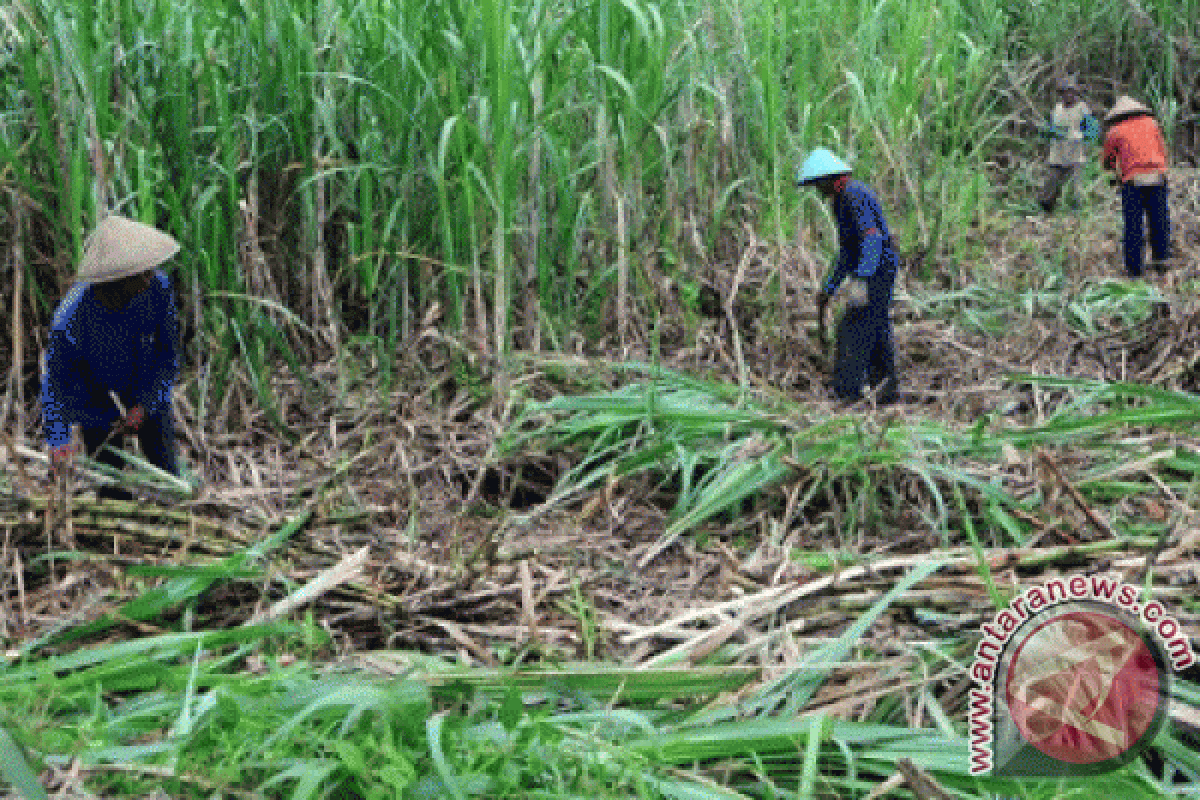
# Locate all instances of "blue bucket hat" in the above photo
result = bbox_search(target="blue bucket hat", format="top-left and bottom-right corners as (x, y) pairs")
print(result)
(796, 148), (851, 186)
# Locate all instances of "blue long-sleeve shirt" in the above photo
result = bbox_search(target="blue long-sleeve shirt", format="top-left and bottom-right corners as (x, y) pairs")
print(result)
(822, 179), (896, 296)
(41, 270), (180, 448)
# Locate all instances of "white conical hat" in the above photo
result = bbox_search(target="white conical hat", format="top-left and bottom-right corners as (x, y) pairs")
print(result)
(76, 215), (180, 283)
(796, 148), (852, 186)
(1105, 95), (1152, 123)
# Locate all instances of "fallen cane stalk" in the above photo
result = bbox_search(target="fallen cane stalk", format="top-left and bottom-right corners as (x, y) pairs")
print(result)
(1037, 449), (1117, 540)
(43, 468), (61, 585)
(896, 758), (955, 800)
(247, 545), (371, 625)
(43, 430), (82, 583)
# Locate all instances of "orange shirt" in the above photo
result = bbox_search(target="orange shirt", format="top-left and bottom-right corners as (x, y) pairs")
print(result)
(1102, 115), (1167, 183)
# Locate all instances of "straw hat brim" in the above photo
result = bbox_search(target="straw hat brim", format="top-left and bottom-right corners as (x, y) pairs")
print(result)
(797, 148), (852, 186)
(76, 215), (180, 284)
(1104, 95), (1152, 123)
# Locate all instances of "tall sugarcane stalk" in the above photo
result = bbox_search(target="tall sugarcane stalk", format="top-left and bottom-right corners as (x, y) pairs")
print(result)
(4, 0), (1193, 390)
(6, 191), (25, 441)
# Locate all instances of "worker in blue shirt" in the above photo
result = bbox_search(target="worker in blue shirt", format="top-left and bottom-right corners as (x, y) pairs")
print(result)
(42, 215), (182, 499)
(797, 149), (899, 404)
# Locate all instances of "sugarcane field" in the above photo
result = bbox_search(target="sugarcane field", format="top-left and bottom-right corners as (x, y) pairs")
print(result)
(3, 0), (1200, 798)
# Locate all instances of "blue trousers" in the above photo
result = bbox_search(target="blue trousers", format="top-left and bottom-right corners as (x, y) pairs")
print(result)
(1120, 181), (1170, 277)
(833, 268), (897, 403)
(83, 413), (178, 499)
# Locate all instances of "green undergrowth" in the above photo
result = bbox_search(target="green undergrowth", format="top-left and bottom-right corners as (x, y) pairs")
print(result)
(908, 273), (1168, 339)
(5, 373), (1200, 796)
(503, 362), (1200, 553)
(2, 546), (1194, 799)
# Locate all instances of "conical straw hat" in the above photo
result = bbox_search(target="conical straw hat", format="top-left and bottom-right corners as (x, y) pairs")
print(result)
(1105, 95), (1151, 123)
(76, 215), (180, 283)
(796, 148), (852, 186)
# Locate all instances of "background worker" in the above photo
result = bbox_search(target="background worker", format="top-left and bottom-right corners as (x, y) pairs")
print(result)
(42, 215), (182, 500)
(1038, 75), (1098, 212)
(1101, 95), (1171, 277)
(798, 148), (899, 404)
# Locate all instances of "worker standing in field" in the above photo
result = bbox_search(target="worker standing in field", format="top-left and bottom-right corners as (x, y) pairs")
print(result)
(1101, 95), (1172, 277)
(1038, 76), (1098, 212)
(798, 149), (899, 404)
(42, 215), (182, 500)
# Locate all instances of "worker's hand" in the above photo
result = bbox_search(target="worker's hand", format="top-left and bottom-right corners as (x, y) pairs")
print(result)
(119, 405), (146, 433)
(50, 444), (74, 476)
(845, 279), (869, 309)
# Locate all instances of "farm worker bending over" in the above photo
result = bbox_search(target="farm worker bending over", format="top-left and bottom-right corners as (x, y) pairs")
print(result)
(1102, 95), (1171, 277)
(798, 149), (899, 404)
(42, 215), (182, 500)
(1038, 75), (1097, 212)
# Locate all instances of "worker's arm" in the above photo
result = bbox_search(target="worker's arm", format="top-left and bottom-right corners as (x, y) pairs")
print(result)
(41, 329), (85, 450)
(855, 230), (884, 279)
(1101, 131), (1120, 172)
(821, 245), (854, 297)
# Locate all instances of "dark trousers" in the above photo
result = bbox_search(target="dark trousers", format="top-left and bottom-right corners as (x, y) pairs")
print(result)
(82, 413), (178, 500)
(1120, 181), (1170, 277)
(1039, 164), (1078, 212)
(833, 268), (897, 403)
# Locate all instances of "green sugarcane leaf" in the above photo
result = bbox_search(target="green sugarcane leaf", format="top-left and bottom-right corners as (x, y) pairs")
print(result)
(0, 725), (47, 800)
